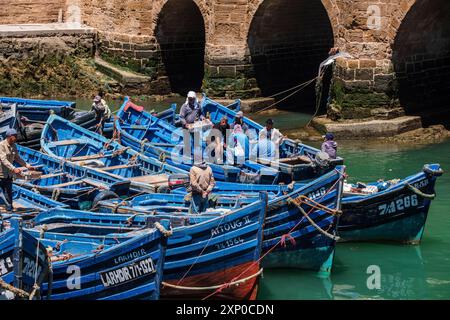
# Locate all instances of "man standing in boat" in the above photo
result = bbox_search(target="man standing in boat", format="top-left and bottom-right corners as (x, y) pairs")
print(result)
(188, 160), (215, 214)
(258, 119), (285, 159)
(92, 95), (112, 136)
(179, 91), (204, 129)
(0, 129), (35, 213)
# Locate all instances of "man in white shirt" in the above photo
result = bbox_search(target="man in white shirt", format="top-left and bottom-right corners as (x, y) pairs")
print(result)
(258, 119), (285, 159)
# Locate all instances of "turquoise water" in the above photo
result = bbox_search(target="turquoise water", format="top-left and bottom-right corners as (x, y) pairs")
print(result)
(258, 140), (450, 300)
(73, 96), (450, 299)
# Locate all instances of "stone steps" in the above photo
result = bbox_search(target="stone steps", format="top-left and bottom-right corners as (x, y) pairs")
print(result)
(94, 57), (152, 94)
(213, 97), (276, 113)
(311, 115), (423, 138)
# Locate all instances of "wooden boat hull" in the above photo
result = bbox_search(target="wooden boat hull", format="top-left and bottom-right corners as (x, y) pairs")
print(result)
(1, 96), (100, 149)
(16, 146), (131, 209)
(338, 164), (443, 243)
(116, 97), (279, 183)
(36, 229), (166, 300)
(161, 261), (260, 300)
(201, 95), (344, 182)
(0, 218), (50, 299)
(41, 114), (187, 193)
(97, 166), (345, 277)
(33, 194), (268, 300)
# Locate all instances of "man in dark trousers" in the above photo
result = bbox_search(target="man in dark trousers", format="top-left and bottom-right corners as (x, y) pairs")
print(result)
(0, 129), (34, 212)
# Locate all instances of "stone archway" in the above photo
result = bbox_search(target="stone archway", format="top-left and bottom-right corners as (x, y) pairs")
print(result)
(247, 0), (335, 112)
(392, 0), (450, 127)
(155, 0), (206, 95)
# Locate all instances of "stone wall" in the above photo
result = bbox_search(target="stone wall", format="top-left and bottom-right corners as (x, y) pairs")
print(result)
(0, 29), (98, 97)
(0, 0), (65, 24)
(1, 0), (450, 125)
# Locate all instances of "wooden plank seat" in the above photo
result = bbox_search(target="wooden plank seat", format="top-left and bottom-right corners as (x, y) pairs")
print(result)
(128, 174), (168, 185)
(100, 164), (140, 171)
(69, 153), (114, 162)
(47, 139), (90, 147)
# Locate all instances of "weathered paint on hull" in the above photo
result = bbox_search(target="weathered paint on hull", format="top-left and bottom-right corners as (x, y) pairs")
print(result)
(338, 211), (428, 244)
(262, 246), (335, 278)
(161, 261), (260, 300)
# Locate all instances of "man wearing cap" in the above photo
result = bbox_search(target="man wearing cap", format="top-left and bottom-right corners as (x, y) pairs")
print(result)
(321, 132), (338, 159)
(0, 129), (34, 212)
(91, 95), (112, 135)
(188, 160), (215, 214)
(230, 111), (249, 133)
(179, 91), (204, 129)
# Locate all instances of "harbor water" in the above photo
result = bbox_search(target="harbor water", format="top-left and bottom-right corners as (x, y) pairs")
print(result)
(259, 140), (450, 300)
(74, 97), (450, 300)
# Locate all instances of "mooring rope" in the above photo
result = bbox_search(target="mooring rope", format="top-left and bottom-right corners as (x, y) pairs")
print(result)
(406, 183), (435, 199)
(201, 169), (345, 300)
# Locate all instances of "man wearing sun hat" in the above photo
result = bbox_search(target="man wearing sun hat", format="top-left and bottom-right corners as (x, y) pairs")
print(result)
(179, 91), (204, 129)
(0, 129), (35, 212)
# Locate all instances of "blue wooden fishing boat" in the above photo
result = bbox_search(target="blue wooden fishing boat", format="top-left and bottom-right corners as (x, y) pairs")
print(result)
(22, 219), (169, 300)
(0, 96), (100, 149)
(97, 166), (345, 277)
(0, 96), (76, 121)
(15, 146), (131, 210)
(338, 164), (444, 244)
(0, 185), (68, 220)
(0, 217), (51, 300)
(115, 97), (279, 184)
(200, 95), (344, 182)
(0, 103), (18, 139)
(41, 114), (188, 193)
(32, 193), (268, 300)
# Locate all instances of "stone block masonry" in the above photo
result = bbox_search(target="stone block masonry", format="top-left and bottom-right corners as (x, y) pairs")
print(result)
(0, 0), (66, 24)
(1, 0), (450, 129)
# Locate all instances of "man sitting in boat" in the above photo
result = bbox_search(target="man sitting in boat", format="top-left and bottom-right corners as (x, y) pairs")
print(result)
(0, 129), (35, 213)
(230, 111), (249, 133)
(258, 119), (285, 159)
(227, 125), (248, 165)
(188, 160), (216, 214)
(92, 95), (112, 136)
(179, 91), (204, 129)
(321, 132), (338, 159)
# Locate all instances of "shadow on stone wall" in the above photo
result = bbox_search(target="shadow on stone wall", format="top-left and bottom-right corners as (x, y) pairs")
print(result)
(393, 0), (450, 128)
(156, 0), (206, 96)
(247, 0), (334, 112)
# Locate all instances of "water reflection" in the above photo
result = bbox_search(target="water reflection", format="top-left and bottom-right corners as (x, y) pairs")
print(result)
(332, 244), (427, 300)
(258, 269), (334, 300)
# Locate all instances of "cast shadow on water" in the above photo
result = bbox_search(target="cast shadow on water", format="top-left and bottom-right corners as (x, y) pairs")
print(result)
(258, 244), (427, 300)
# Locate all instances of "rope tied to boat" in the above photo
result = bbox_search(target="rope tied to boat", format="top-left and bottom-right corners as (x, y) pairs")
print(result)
(406, 183), (435, 199)
(162, 268), (263, 291)
(113, 200), (128, 213)
(51, 188), (61, 201)
(0, 279), (31, 300)
(280, 234), (296, 247)
(140, 139), (148, 153)
(154, 221), (173, 237)
(288, 195), (342, 216)
(201, 171), (345, 300)
(159, 152), (166, 163)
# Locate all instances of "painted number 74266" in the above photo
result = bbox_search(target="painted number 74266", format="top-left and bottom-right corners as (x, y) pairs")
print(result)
(378, 194), (419, 215)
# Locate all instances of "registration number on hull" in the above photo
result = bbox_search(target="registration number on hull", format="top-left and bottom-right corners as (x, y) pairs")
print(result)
(100, 257), (156, 288)
(0, 256), (13, 277)
(378, 194), (419, 215)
